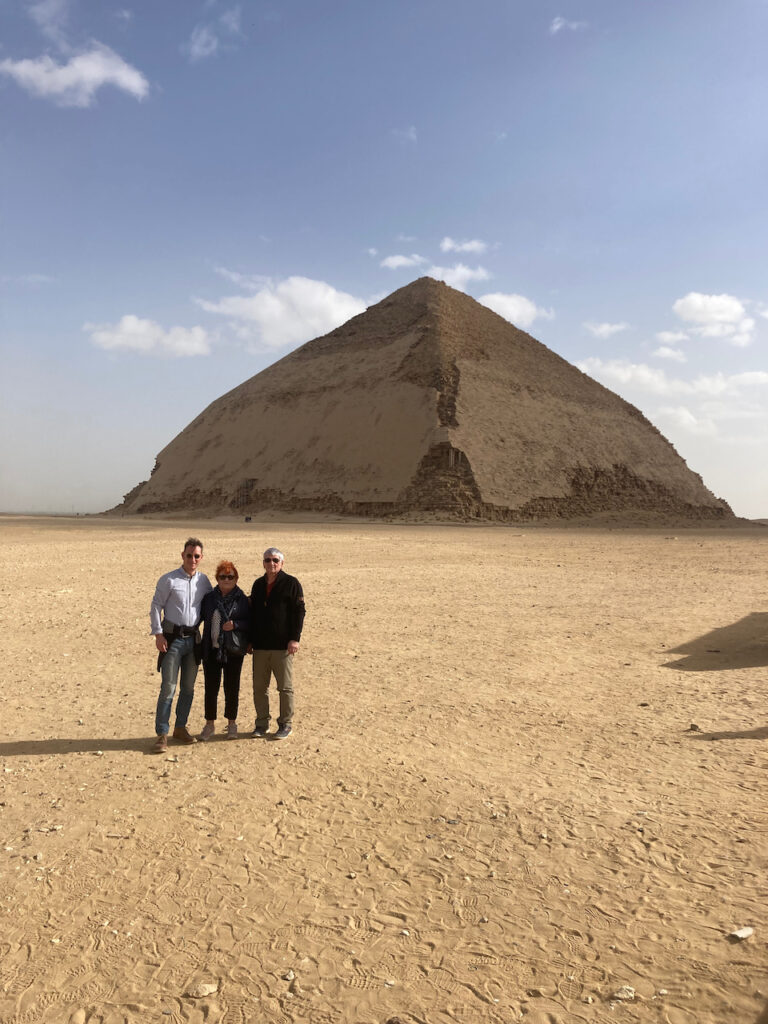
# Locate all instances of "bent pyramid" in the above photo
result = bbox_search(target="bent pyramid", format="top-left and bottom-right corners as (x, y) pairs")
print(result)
(118, 277), (732, 521)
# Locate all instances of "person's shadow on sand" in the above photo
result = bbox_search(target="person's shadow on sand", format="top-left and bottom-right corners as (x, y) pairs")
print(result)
(0, 737), (163, 757)
(685, 725), (768, 743)
(662, 612), (768, 671)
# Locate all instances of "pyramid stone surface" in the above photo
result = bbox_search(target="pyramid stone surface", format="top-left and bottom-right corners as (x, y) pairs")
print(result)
(118, 277), (733, 521)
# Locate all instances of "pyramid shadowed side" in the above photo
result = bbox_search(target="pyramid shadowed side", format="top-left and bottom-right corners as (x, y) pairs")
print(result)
(116, 278), (733, 521)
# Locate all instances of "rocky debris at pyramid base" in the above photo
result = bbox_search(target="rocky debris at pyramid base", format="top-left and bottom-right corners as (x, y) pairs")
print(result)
(110, 278), (735, 524)
(116, 457), (732, 523)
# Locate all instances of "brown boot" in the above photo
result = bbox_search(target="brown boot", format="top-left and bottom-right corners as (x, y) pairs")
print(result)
(173, 725), (196, 745)
(153, 733), (168, 754)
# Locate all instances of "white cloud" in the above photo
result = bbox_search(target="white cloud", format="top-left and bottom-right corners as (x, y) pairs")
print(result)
(86, 316), (212, 357)
(393, 125), (417, 143)
(185, 7), (242, 62)
(28, 0), (70, 46)
(729, 371), (768, 387)
(692, 318), (755, 346)
(219, 7), (242, 34)
(196, 276), (366, 350)
(579, 358), (675, 395)
(440, 237), (488, 255)
(697, 398), (767, 423)
(366, 247), (378, 257)
(654, 406), (717, 436)
(672, 291), (755, 347)
(578, 358), (768, 398)
(0, 273), (57, 287)
(550, 16), (587, 34)
(187, 24), (219, 60)
(652, 346), (687, 363)
(673, 291), (745, 325)
(213, 265), (270, 291)
(656, 330), (689, 344)
(583, 321), (630, 339)
(479, 292), (554, 329)
(380, 253), (428, 270)
(578, 360), (768, 469)
(0, 44), (149, 107)
(426, 263), (490, 291)
(728, 321), (755, 348)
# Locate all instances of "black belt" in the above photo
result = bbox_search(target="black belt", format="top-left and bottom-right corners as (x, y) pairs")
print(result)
(163, 623), (199, 638)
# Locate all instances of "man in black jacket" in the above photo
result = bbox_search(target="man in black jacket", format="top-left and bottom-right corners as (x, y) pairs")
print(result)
(249, 547), (306, 739)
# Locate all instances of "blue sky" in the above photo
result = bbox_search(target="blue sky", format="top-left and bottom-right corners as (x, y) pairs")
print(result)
(1, 0), (767, 517)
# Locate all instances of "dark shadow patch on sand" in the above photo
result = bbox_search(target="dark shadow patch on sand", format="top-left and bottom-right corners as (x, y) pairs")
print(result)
(0, 737), (193, 757)
(686, 726), (768, 742)
(662, 612), (768, 671)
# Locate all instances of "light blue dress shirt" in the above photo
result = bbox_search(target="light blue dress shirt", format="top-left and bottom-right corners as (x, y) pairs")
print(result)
(150, 567), (212, 635)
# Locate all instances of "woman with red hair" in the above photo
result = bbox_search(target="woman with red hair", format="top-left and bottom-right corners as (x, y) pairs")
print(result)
(198, 560), (251, 740)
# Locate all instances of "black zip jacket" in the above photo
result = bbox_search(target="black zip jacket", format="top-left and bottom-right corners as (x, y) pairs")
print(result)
(249, 570), (306, 650)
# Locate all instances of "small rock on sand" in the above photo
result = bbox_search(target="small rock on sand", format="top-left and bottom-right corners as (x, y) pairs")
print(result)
(187, 981), (218, 998)
(611, 986), (636, 1002)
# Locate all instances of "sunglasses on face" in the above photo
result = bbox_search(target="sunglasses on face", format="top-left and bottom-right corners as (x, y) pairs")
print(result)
(217, 574), (236, 581)
(263, 558), (280, 563)
(184, 552), (202, 560)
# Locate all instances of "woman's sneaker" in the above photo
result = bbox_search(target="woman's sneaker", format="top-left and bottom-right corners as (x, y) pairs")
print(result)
(226, 722), (238, 740)
(199, 721), (215, 742)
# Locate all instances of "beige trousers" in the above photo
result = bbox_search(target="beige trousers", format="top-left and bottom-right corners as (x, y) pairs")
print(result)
(252, 649), (294, 728)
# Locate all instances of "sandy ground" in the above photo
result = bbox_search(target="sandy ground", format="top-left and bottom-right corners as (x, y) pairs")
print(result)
(1, 516), (767, 1024)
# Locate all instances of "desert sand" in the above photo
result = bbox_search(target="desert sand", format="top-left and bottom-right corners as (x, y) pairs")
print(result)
(1, 516), (766, 1024)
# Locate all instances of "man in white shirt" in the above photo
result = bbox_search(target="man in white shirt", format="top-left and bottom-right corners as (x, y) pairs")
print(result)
(150, 537), (212, 753)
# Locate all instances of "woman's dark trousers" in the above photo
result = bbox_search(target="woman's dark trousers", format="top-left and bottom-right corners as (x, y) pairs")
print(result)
(203, 654), (244, 720)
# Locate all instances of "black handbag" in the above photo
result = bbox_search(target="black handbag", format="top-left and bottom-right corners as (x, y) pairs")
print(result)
(223, 629), (248, 657)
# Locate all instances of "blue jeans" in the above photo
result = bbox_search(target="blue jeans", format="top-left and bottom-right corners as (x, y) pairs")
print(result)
(155, 635), (198, 735)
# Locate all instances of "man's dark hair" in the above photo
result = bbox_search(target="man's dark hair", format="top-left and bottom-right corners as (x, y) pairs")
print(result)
(183, 537), (203, 552)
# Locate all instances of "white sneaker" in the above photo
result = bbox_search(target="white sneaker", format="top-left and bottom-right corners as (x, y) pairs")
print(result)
(200, 721), (215, 741)
(226, 722), (238, 740)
